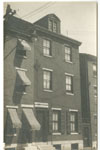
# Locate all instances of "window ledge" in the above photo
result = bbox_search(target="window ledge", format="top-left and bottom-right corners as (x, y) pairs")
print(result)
(70, 132), (79, 135)
(16, 92), (27, 95)
(17, 55), (27, 59)
(66, 92), (74, 96)
(6, 134), (17, 137)
(43, 55), (52, 58)
(65, 60), (73, 64)
(43, 89), (53, 92)
(52, 132), (61, 135)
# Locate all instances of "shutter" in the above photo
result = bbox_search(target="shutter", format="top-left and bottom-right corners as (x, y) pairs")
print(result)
(66, 110), (70, 134)
(78, 111), (82, 134)
(61, 109), (65, 134)
(49, 109), (52, 135)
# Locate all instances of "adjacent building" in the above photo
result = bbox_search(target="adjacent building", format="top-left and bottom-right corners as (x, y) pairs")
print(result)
(4, 13), (83, 150)
(80, 54), (97, 149)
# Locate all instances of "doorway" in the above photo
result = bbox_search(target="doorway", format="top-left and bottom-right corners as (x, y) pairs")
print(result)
(35, 108), (49, 142)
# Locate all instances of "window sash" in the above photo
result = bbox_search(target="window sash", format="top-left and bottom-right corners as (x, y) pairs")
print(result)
(93, 64), (97, 76)
(65, 47), (72, 61)
(43, 71), (52, 90)
(70, 112), (78, 132)
(53, 22), (57, 32)
(52, 111), (61, 132)
(48, 20), (53, 31)
(43, 39), (51, 56)
(66, 76), (73, 92)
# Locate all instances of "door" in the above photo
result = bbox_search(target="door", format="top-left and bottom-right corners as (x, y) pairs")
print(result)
(83, 127), (91, 147)
(71, 144), (78, 150)
(35, 109), (49, 142)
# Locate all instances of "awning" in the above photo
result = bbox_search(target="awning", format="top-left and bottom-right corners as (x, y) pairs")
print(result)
(17, 70), (31, 86)
(18, 39), (31, 51)
(23, 108), (40, 130)
(8, 109), (22, 128)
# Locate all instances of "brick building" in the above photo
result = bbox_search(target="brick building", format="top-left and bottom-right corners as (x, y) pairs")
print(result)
(4, 13), (83, 150)
(80, 54), (97, 149)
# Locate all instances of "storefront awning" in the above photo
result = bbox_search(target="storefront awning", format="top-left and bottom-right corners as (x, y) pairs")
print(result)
(18, 39), (31, 51)
(8, 109), (22, 128)
(17, 70), (31, 86)
(23, 108), (40, 130)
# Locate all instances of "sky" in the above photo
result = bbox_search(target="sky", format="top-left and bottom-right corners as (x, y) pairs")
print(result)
(4, 2), (97, 56)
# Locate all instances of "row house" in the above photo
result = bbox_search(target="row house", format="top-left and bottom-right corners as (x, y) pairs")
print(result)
(4, 13), (83, 150)
(80, 54), (97, 149)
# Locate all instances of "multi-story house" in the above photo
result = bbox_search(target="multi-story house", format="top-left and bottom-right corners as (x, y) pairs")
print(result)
(80, 54), (97, 149)
(4, 12), (83, 150)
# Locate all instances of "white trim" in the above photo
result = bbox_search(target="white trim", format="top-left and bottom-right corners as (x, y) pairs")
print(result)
(32, 140), (83, 145)
(65, 60), (73, 64)
(43, 89), (53, 92)
(35, 105), (48, 108)
(66, 92), (74, 96)
(44, 54), (53, 58)
(51, 107), (62, 110)
(42, 68), (53, 72)
(5, 144), (17, 148)
(35, 102), (48, 106)
(34, 102), (48, 108)
(70, 132), (79, 135)
(15, 67), (27, 72)
(65, 72), (74, 76)
(6, 106), (18, 109)
(21, 104), (34, 108)
(16, 91), (27, 95)
(52, 132), (61, 135)
(69, 109), (78, 112)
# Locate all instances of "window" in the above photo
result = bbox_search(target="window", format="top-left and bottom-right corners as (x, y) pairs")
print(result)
(43, 39), (51, 56)
(43, 70), (52, 90)
(52, 110), (61, 132)
(66, 75), (73, 93)
(53, 22), (57, 33)
(48, 20), (57, 33)
(16, 49), (26, 57)
(71, 144), (78, 150)
(16, 85), (26, 94)
(94, 86), (97, 96)
(70, 112), (78, 133)
(48, 20), (52, 31)
(93, 64), (97, 77)
(65, 46), (72, 62)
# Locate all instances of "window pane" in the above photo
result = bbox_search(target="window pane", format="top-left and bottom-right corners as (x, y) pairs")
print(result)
(48, 20), (52, 31)
(43, 71), (52, 90)
(65, 47), (71, 61)
(53, 22), (57, 33)
(43, 39), (51, 56)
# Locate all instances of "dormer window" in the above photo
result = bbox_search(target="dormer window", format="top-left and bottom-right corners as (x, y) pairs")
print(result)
(48, 20), (57, 33)
(48, 20), (52, 31)
(53, 22), (57, 33)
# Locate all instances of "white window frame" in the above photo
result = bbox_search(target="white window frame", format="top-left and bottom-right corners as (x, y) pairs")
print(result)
(42, 68), (53, 91)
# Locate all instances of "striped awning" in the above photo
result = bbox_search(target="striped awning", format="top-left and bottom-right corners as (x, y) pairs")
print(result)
(17, 70), (31, 86)
(18, 39), (31, 51)
(8, 109), (22, 128)
(23, 108), (40, 130)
